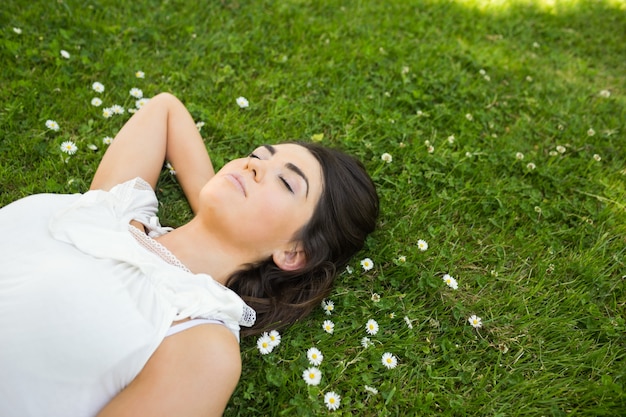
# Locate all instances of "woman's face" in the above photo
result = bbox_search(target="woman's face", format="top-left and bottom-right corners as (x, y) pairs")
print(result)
(198, 143), (323, 259)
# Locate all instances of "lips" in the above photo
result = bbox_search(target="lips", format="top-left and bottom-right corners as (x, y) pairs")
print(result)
(225, 173), (246, 196)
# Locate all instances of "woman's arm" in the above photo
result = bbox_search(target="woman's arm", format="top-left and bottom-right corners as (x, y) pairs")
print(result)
(96, 324), (241, 417)
(90, 92), (214, 214)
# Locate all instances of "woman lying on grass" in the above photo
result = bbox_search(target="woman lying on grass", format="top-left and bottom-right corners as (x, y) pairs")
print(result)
(0, 93), (378, 417)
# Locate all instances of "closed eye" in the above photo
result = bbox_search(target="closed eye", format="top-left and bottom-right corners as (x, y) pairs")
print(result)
(280, 177), (294, 193)
(249, 153), (260, 159)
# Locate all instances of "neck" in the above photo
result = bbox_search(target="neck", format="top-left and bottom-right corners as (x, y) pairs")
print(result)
(155, 218), (254, 285)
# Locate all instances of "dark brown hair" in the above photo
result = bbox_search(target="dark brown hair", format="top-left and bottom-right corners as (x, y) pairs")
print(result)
(226, 142), (379, 336)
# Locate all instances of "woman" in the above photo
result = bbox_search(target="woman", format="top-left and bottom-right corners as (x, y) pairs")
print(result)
(0, 93), (378, 416)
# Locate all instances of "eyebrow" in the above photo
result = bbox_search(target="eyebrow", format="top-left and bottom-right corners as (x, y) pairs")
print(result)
(263, 144), (276, 155)
(263, 144), (310, 197)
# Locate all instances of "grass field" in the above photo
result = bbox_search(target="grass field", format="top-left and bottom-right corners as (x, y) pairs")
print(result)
(1, 0), (625, 415)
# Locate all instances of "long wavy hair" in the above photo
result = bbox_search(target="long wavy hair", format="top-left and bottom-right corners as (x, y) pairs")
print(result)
(226, 142), (379, 337)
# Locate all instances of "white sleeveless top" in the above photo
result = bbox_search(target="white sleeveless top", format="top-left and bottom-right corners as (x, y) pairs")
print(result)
(0, 178), (255, 417)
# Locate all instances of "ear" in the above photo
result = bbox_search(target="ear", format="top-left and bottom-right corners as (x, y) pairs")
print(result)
(272, 244), (307, 271)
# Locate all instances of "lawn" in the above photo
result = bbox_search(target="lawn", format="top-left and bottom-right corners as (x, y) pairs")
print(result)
(1, 0), (625, 415)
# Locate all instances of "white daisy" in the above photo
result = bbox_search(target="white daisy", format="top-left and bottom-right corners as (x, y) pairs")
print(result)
(165, 162), (176, 175)
(322, 320), (334, 334)
(196, 121), (205, 131)
(381, 152), (392, 163)
(60, 141), (78, 155)
(360, 257), (374, 271)
(527, 162), (536, 170)
(13, 27), (22, 34)
(129, 88), (143, 99)
(361, 337), (373, 348)
(417, 239), (428, 251)
(91, 97), (102, 107)
(45, 120), (60, 131)
(102, 108), (113, 118)
(87, 144), (98, 151)
(236, 96), (249, 108)
(364, 385), (379, 395)
(365, 319), (379, 335)
(381, 352), (398, 369)
(110, 104), (124, 115)
(321, 299), (334, 315)
(598, 89), (611, 98)
(323, 391), (341, 411)
(302, 367), (322, 386)
(556, 145), (566, 154)
(135, 70), (145, 78)
(256, 333), (274, 355)
(306, 347), (323, 366)
(92, 82), (105, 93)
(442, 274), (458, 290)
(102, 136), (113, 145)
(60, 50), (70, 59)
(593, 154), (601, 162)
(515, 152), (524, 160)
(136, 98), (150, 109)
(268, 330), (281, 347)
(468, 315), (482, 328)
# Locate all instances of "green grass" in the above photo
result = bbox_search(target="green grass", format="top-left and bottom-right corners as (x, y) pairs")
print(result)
(1, 0), (625, 415)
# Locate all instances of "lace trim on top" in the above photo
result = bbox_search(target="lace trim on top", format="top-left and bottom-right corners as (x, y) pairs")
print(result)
(241, 305), (257, 327)
(128, 224), (191, 273)
(128, 224), (257, 327)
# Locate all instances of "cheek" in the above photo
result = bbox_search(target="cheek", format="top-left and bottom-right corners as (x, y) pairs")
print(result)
(251, 195), (311, 240)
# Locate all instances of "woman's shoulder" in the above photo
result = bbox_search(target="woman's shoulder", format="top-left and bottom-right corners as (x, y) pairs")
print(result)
(97, 323), (241, 416)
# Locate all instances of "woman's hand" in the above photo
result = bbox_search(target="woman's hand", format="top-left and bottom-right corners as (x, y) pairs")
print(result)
(90, 93), (214, 214)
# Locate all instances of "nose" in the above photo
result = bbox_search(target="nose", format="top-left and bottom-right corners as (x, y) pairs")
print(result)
(246, 157), (264, 182)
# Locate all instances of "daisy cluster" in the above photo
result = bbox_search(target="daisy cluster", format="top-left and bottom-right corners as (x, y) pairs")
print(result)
(301, 298), (400, 411)
(514, 128), (605, 173)
(255, 259), (407, 412)
(252, 235), (489, 411)
(256, 330), (281, 355)
(43, 71), (151, 160)
(90, 80), (149, 120)
(360, 241), (484, 333)
(413, 240), (483, 329)
(42, 72), (245, 172)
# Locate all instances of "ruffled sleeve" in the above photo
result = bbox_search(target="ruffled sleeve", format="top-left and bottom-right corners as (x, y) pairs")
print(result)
(48, 177), (255, 341)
